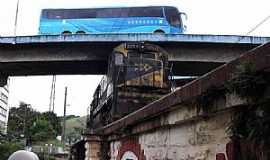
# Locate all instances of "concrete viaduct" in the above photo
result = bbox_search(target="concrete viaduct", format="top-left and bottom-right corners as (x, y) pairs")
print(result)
(0, 34), (268, 82)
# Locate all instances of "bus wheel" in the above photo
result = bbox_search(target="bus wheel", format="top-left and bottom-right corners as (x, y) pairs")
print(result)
(76, 31), (86, 34)
(154, 30), (165, 34)
(62, 31), (72, 35)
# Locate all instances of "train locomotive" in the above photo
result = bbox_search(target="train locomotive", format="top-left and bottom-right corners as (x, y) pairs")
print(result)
(87, 42), (171, 128)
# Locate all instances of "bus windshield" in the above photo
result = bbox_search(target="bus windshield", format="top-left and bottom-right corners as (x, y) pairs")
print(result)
(164, 7), (182, 28)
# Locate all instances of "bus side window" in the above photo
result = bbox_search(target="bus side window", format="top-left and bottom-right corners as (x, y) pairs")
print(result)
(129, 7), (163, 17)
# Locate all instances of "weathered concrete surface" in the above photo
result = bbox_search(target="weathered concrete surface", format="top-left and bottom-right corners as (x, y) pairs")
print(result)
(139, 111), (230, 159)
(1, 34), (269, 44)
(107, 91), (246, 159)
(83, 40), (270, 160)
(0, 34), (268, 76)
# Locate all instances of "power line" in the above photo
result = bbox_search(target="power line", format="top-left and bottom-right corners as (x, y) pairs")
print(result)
(211, 13), (270, 65)
(244, 14), (270, 36)
(237, 13), (270, 43)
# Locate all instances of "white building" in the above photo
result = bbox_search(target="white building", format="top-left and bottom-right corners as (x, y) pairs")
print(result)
(0, 81), (9, 134)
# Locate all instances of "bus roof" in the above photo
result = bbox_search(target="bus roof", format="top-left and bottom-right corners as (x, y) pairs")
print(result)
(41, 6), (179, 11)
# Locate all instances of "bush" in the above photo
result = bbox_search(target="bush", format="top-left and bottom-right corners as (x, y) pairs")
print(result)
(0, 142), (23, 159)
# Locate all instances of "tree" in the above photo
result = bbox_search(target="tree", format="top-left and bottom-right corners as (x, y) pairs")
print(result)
(7, 102), (40, 139)
(7, 102), (62, 145)
(41, 112), (61, 135)
(29, 119), (56, 142)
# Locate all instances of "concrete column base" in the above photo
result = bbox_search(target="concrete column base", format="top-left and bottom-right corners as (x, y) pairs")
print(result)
(84, 134), (103, 160)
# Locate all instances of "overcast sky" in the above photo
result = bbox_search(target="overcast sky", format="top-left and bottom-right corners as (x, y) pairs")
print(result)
(1, 0), (270, 116)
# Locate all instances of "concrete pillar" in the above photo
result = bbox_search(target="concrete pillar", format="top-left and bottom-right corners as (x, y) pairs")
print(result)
(84, 134), (102, 160)
(0, 75), (8, 87)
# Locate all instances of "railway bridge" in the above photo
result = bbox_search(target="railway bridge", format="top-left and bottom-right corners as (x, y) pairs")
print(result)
(82, 38), (270, 160)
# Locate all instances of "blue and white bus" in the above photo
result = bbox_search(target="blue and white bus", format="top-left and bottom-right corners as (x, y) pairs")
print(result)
(39, 6), (186, 35)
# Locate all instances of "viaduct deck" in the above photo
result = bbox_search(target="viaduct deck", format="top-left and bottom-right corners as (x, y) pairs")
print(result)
(0, 34), (268, 77)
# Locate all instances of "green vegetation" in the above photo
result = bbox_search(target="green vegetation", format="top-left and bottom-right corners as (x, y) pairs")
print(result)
(7, 102), (86, 145)
(8, 102), (41, 139)
(226, 61), (269, 102)
(29, 119), (56, 142)
(0, 141), (24, 160)
(4, 102), (86, 159)
(41, 111), (62, 135)
(226, 62), (270, 160)
(7, 102), (61, 145)
(65, 116), (86, 144)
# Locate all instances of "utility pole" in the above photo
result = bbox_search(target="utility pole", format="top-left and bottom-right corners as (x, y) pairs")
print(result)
(14, 0), (20, 37)
(23, 104), (27, 148)
(52, 76), (56, 112)
(49, 75), (56, 112)
(61, 87), (67, 149)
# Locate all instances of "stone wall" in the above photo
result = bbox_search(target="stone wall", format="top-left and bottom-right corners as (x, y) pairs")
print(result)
(109, 99), (235, 160)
